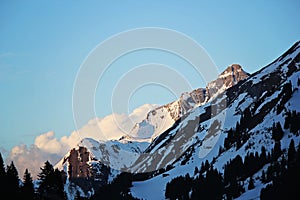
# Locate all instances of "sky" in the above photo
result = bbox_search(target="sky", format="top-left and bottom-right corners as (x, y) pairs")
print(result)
(0, 0), (300, 176)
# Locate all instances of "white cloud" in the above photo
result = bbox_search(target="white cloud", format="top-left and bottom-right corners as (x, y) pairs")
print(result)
(7, 144), (61, 179)
(6, 104), (157, 179)
(34, 131), (68, 154)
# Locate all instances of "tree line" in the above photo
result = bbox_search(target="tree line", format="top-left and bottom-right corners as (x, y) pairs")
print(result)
(0, 153), (139, 200)
(0, 155), (66, 200)
(165, 138), (300, 200)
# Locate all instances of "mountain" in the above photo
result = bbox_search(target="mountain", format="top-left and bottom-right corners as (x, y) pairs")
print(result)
(128, 64), (249, 141)
(57, 41), (300, 199)
(56, 64), (249, 198)
(130, 41), (300, 199)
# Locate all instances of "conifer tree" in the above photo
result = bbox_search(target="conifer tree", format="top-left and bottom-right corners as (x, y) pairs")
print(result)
(0, 153), (7, 194)
(0, 153), (5, 178)
(261, 170), (266, 183)
(38, 160), (66, 200)
(21, 169), (35, 199)
(260, 146), (267, 164)
(273, 141), (282, 159)
(248, 176), (255, 190)
(288, 139), (296, 168)
(272, 122), (284, 142)
(6, 161), (20, 197)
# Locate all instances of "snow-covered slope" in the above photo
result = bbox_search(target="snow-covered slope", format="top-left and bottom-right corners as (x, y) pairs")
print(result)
(55, 64), (249, 198)
(130, 41), (300, 199)
(129, 64), (249, 142)
(56, 41), (300, 199)
(55, 137), (151, 198)
(56, 138), (149, 172)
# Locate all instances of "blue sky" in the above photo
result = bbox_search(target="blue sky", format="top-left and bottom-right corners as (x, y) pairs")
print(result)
(1, 0), (300, 152)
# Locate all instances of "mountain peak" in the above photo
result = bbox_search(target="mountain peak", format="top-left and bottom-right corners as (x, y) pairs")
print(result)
(205, 64), (249, 101)
(222, 64), (248, 76)
(218, 64), (249, 81)
(127, 64), (250, 142)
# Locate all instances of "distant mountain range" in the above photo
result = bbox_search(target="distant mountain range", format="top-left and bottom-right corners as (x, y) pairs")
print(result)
(55, 41), (300, 200)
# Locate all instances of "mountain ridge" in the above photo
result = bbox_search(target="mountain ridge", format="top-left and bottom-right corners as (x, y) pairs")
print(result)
(55, 40), (300, 200)
(127, 64), (249, 142)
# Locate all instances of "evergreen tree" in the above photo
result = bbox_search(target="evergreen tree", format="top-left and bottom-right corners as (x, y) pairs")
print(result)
(261, 170), (266, 183)
(272, 122), (284, 142)
(225, 177), (244, 199)
(204, 160), (210, 172)
(53, 169), (66, 199)
(290, 111), (300, 134)
(38, 160), (54, 199)
(288, 139), (296, 168)
(165, 174), (194, 200)
(194, 166), (199, 176)
(0, 153), (7, 194)
(284, 110), (300, 134)
(21, 169), (35, 200)
(261, 140), (300, 200)
(6, 161), (20, 197)
(199, 161), (205, 174)
(248, 176), (255, 190)
(273, 141), (282, 160)
(92, 172), (139, 200)
(0, 152), (5, 178)
(260, 146), (267, 164)
(38, 160), (66, 200)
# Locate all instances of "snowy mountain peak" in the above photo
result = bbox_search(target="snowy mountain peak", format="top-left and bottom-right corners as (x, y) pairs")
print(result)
(218, 64), (248, 83)
(205, 64), (249, 100)
(128, 64), (249, 142)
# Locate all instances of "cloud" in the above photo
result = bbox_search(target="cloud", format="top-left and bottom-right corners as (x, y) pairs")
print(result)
(35, 131), (68, 154)
(7, 144), (61, 179)
(5, 104), (157, 179)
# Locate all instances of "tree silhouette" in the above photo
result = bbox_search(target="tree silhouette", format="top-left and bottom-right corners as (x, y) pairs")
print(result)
(248, 176), (255, 190)
(6, 161), (20, 198)
(0, 153), (7, 194)
(273, 141), (282, 160)
(21, 169), (35, 199)
(288, 139), (296, 168)
(37, 160), (66, 200)
(272, 122), (284, 142)
(0, 153), (5, 178)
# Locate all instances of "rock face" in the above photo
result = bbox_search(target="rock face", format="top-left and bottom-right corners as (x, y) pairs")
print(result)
(61, 146), (110, 195)
(67, 147), (90, 179)
(205, 64), (249, 99)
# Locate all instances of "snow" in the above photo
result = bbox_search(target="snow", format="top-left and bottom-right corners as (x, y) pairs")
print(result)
(132, 176), (167, 200)
(129, 101), (179, 142)
(128, 65), (250, 144)
(254, 89), (281, 115)
(251, 42), (300, 85)
(57, 41), (300, 200)
(56, 137), (150, 174)
(130, 43), (300, 199)
(235, 183), (262, 200)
